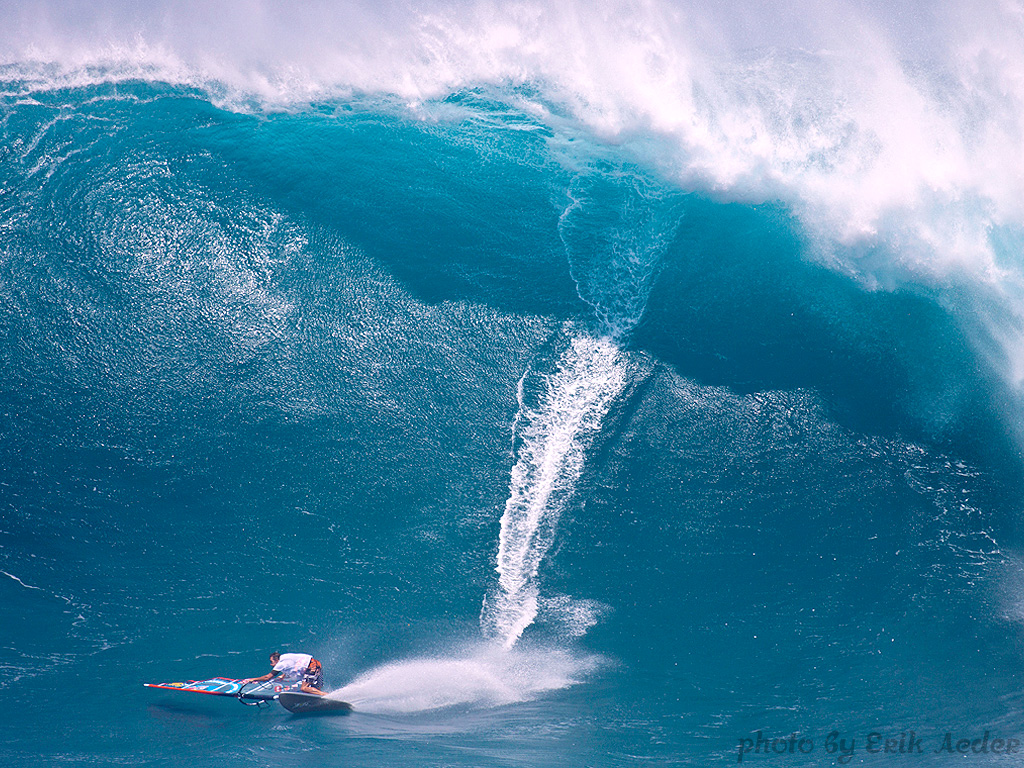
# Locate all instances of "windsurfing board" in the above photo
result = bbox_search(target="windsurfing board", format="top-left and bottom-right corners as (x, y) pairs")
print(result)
(278, 691), (353, 714)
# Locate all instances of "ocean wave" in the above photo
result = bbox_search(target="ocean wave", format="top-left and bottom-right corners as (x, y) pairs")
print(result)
(3, 2), (1023, 403)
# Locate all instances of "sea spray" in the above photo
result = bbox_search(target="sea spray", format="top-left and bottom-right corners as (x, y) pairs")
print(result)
(326, 642), (600, 713)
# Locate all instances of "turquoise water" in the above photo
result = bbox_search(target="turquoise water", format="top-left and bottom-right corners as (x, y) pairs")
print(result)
(3, 2), (1024, 765)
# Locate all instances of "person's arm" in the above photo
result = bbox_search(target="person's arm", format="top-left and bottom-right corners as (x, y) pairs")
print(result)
(242, 670), (280, 684)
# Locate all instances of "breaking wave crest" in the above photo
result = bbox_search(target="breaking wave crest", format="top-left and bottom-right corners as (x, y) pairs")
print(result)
(4, 1), (1024, 393)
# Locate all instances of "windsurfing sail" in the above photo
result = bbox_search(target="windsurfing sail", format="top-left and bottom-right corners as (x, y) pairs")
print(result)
(144, 677), (354, 714)
(144, 677), (287, 703)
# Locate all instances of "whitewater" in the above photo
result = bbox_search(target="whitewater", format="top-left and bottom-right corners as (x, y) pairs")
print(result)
(2, 1), (1024, 766)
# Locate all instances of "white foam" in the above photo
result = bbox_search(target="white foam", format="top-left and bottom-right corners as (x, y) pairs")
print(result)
(3, 1), (1021, 290)
(1, 570), (42, 590)
(558, 171), (681, 338)
(326, 642), (598, 714)
(481, 333), (627, 647)
(539, 594), (610, 639)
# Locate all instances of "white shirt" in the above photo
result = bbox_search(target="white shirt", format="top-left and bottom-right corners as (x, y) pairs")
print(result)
(273, 653), (313, 681)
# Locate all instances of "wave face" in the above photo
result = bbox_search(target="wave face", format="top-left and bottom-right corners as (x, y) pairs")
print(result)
(2, 2), (1024, 767)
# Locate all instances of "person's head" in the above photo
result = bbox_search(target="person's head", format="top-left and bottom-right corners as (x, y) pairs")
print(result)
(269, 652), (281, 665)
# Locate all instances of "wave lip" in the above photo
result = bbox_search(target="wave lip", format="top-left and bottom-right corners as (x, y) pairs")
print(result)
(4, 2), (1022, 291)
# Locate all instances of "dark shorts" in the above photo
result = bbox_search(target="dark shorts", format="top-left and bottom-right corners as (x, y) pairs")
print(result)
(302, 658), (323, 690)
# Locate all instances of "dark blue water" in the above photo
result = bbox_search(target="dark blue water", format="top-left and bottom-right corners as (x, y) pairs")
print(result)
(3, 4), (1024, 765)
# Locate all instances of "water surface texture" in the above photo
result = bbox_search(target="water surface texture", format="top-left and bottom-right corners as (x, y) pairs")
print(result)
(2, 2), (1024, 765)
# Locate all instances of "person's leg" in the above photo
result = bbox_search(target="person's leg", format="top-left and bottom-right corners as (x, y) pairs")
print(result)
(302, 659), (325, 695)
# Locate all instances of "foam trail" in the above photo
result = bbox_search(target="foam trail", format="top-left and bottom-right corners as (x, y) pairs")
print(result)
(1, 571), (42, 590)
(327, 643), (597, 713)
(481, 334), (628, 648)
(480, 164), (675, 650)
(558, 170), (682, 338)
